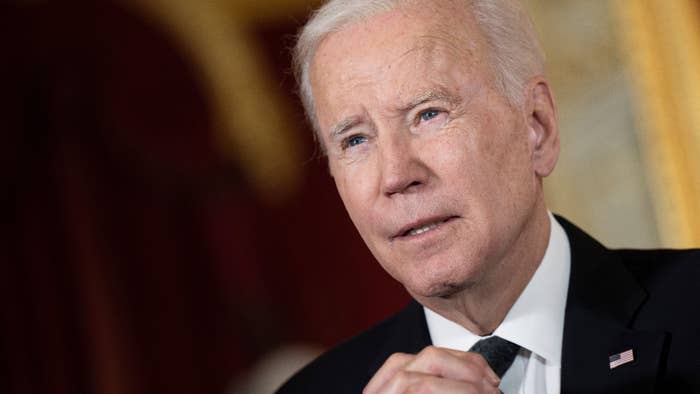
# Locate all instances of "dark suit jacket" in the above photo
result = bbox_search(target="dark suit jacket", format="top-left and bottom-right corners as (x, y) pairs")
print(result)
(278, 216), (700, 393)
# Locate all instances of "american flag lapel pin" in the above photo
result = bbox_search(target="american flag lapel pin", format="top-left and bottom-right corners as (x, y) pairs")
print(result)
(609, 349), (635, 369)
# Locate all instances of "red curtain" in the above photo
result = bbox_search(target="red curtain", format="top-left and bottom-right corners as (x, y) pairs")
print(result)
(1, 2), (407, 393)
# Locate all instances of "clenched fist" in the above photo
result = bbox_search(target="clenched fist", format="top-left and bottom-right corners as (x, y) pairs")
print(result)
(363, 346), (501, 393)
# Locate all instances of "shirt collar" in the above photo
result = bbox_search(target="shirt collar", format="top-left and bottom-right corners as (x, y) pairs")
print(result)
(424, 212), (571, 366)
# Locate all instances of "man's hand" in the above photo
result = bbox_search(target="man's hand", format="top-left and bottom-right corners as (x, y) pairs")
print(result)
(363, 346), (501, 393)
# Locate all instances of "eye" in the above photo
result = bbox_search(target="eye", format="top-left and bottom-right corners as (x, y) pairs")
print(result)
(342, 134), (368, 150)
(419, 109), (441, 122)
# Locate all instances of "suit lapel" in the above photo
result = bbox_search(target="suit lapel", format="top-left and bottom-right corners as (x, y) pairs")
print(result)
(557, 216), (667, 394)
(364, 300), (432, 384)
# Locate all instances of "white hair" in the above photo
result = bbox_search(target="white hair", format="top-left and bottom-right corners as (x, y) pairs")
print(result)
(293, 0), (546, 145)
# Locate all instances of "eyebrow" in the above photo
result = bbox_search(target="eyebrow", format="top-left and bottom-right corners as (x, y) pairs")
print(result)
(398, 88), (462, 112)
(329, 116), (363, 139)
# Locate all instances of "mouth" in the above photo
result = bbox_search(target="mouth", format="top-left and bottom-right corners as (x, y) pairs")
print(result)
(394, 216), (459, 239)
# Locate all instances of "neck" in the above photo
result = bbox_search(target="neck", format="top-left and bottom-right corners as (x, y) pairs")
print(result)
(415, 203), (552, 336)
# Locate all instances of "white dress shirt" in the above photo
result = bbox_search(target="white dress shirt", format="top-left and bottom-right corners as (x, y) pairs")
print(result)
(424, 212), (571, 394)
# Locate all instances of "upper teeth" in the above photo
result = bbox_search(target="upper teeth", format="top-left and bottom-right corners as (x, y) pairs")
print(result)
(407, 221), (442, 236)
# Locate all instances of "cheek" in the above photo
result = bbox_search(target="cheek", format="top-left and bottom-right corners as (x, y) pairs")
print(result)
(424, 129), (480, 188)
(431, 116), (532, 214)
(334, 168), (375, 228)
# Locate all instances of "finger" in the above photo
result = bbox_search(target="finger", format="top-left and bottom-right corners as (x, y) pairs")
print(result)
(363, 352), (414, 394)
(405, 346), (499, 386)
(433, 347), (500, 384)
(453, 349), (501, 384)
(379, 370), (501, 394)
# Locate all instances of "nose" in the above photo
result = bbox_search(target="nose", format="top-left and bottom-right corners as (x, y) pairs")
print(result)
(379, 133), (430, 196)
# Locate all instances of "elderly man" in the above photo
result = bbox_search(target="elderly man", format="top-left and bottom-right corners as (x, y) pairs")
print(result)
(279, 0), (700, 393)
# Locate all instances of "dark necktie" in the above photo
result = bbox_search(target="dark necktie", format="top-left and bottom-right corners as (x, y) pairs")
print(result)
(469, 336), (520, 380)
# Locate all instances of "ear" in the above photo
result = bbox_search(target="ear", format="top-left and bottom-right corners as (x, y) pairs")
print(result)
(525, 78), (560, 177)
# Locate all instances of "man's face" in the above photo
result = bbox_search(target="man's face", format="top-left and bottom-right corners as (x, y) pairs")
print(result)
(310, 4), (544, 299)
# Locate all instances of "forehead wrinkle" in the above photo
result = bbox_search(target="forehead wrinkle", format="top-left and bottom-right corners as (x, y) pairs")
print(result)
(418, 32), (476, 56)
(388, 36), (473, 114)
(392, 32), (479, 89)
(392, 1), (483, 72)
(397, 33), (472, 64)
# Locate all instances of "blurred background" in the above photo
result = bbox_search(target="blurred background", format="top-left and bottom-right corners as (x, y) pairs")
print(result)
(1, 1), (699, 393)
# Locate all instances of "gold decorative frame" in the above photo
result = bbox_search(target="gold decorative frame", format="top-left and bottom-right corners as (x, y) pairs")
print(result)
(612, 0), (700, 247)
(124, 0), (320, 203)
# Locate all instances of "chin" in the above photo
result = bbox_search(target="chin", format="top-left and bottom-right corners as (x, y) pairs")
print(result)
(403, 273), (474, 300)
(409, 256), (482, 296)
(427, 283), (468, 299)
